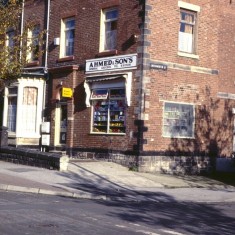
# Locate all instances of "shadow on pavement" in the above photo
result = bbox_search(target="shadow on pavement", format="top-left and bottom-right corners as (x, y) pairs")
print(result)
(55, 164), (177, 202)
(206, 172), (235, 187)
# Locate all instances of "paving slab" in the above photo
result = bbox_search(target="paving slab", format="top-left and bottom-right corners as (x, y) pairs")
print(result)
(0, 160), (235, 203)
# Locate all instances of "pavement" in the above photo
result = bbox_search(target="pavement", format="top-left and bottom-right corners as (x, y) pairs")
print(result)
(0, 160), (235, 203)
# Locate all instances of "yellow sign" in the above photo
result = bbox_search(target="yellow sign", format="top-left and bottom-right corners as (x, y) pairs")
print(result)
(62, 87), (73, 98)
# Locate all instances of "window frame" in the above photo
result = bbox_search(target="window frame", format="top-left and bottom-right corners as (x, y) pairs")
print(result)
(27, 25), (40, 62)
(6, 87), (18, 134)
(5, 30), (15, 62)
(100, 8), (118, 52)
(163, 101), (195, 138)
(91, 88), (126, 135)
(177, 1), (200, 58)
(178, 8), (197, 54)
(60, 17), (75, 58)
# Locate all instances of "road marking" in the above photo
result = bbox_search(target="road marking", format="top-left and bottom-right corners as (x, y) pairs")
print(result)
(129, 222), (141, 226)
(160, 230), (185, 235)
(136, 230), (161, 235)
(115, 224), (126, 228)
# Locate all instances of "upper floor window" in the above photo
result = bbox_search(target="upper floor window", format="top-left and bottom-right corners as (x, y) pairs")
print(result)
(178, 1), (200, 57)
(6, 30), (15, 48)
(6, 30), (15, 62)
(60, 17), (75, 57)
(27, 25), (40, 62)
(178, 9), (197, 54)
(100, 8), (118, 52)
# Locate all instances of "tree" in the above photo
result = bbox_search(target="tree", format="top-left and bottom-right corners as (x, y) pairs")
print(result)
(0, 0), (45, 82)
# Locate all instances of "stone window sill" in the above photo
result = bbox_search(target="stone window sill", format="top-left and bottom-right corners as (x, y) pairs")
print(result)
(178, 51), (199, 60)
(25, 61), (39, 67)
(57, 56), (75, 63)
(96, 50), (118, 58)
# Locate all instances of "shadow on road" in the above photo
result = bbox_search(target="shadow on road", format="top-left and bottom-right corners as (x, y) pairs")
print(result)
(97, 200), (235, 235)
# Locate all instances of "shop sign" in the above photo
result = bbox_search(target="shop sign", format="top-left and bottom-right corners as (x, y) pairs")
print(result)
(150, 63), (167, 71)
(85, 54), (137, 73)
(62, 87), (73, 98)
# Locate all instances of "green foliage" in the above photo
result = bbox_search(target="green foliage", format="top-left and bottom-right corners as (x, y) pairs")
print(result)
(0, 0), (45, 81)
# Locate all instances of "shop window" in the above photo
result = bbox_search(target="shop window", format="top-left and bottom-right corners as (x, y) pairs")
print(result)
(27, 25), (40, 62)
(163, 102), (194, 138)
(100, 8), (118, 52)
(21, 87), (38, 134)
(7, 87), (18, 133)
(92, 88), (126, 134)
(60, 17), (75, 57)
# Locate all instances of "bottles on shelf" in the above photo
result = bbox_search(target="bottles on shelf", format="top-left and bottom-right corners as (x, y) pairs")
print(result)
(92, 100), (126, 134)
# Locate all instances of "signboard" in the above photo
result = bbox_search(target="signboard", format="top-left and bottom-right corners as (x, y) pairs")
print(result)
(41, 122), (50, 133)
(150, 63), (167, 71)
(62, 87), (73, 98)
(41, 134), (50, 146)
(85, 54), (137, 73)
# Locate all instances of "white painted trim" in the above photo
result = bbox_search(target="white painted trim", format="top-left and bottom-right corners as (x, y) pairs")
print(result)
(178, 1), (200, 12)
(84, 72), (132, 107)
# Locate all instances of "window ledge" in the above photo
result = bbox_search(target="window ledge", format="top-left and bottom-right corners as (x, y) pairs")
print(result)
(25, 61), (40, 67)
(57, 56), (75, 63)
(178, 52), (199, 60)
(96, 50), (118, 58)
(90, 132), (126, 136)
(162, 135), (195, 139)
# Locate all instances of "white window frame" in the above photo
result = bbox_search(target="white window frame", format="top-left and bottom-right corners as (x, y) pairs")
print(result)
(100, 8), (118, 52)
(60, 17), (75, 58)
(178, 1), (200, 58)
(163, 101), (195, 138)
(4, 86), (18, 135)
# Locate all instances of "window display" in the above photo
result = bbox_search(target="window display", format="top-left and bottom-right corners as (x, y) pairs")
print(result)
(92, 89), (126, 134)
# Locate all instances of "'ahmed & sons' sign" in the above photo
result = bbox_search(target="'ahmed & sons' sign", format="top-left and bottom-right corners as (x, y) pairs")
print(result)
(85, 54), (137, 73)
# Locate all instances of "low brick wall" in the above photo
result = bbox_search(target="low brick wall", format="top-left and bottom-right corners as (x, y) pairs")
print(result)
(70, 150), (138, 169)
(216, 157), (235, 173)
(0, 146), (69, 171)
(138, 155), (212, 175)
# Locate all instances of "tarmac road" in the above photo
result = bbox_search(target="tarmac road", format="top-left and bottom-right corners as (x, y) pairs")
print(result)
(0, 190), (235, 235)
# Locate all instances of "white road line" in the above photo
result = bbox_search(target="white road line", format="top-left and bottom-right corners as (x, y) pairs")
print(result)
(160, 230), (185, 235)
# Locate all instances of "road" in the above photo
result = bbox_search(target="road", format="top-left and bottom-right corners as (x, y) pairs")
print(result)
(0, 191), (234, 235)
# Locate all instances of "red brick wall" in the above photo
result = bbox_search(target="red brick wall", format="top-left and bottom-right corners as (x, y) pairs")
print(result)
(142, 0), (235, 157)
(24, 0), (47, 66)
(47, 0), (143, 153)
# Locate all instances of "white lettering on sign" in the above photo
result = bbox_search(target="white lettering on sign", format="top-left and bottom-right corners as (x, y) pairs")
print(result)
(85, 54), (137, 73)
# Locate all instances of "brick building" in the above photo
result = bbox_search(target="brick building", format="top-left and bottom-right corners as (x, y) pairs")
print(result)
(2, 0), (235, 173)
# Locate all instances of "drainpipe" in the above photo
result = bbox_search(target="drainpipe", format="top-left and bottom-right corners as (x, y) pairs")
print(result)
(42, 0), (51, 123)
(20, 0), (25, 61)
(44, 0), (50, 71)
(40, 0), (51, 152)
